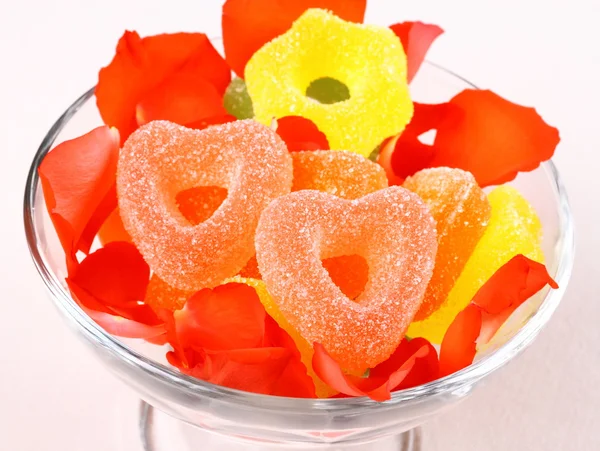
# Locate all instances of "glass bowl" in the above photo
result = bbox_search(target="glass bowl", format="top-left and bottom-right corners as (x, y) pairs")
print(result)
(23, 62), (574, 451)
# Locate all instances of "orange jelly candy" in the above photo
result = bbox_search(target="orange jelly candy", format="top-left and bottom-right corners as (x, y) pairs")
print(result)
(403, 168), (491, 320)
(291, 151), (383, 300)
(291, 150), (388, 200)
(255, 187), (437, 372)
(231, 151), (386, 283)
(145, 274), (192, 313)
(117, 120), (293, 291)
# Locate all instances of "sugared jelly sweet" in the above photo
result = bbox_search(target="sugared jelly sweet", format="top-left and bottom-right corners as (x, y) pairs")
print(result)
(403, 168), (491, 320)
(223, 77), (254, 120)
(145, 274), (192, 313)
(117, 120), (293, 291)
(245, 9), (413, 157)
(407, 185), (544, 343)
(255, 187), (437, 372)
(292, 150), (387, 199)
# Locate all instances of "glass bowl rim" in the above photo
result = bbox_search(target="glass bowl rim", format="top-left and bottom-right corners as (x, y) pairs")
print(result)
(23, 62), (575, 414)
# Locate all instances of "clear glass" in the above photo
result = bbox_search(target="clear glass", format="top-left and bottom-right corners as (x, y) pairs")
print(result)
(23, 62), (574, 450)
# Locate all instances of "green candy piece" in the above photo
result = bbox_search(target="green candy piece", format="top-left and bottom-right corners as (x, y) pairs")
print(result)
(368, 143), (382, 162)
(306, 77), (351, 104)
(224, 78), (254, 120)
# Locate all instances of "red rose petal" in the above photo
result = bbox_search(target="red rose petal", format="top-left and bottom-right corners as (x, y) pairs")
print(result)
(83, 310), (164, 338)
(312, 342), (431, 401)
(263, 315), (297, 351)
(97, 31), (230, 142)
(144, 333), (168, 346)
(66, 279), (113, 314)
(38, 126), (119, 270)
(69, 242), (150, 310)
(371, 337), (439, 389)
(380, 102), (457, 183)
(386, 91), (560, 187)
(174, 283), (266, 352)
(276, 116), (330, 152)
(390, 22), (444, 82)
(156, 309), (187, 362)
(387, 132), (435, 182)
(78, 184), (118, 254)
(163, 305), (204, 369)
(432, 90), (560, 186)
(166, 346), (200, 372)
(357, 346), (431, 402)
(222, 0), (367, 77)
(312, 343), (366, 398)
(439, 255), (557, 376)
(376, 136), (404, 185)
(264, 316), (317, 397)
(475, 255), (558, 344)
(438, 304), (481, 377)
(98, 208), (132, 246)
(383, 102), (456, 182)
(68, 281), (165, 339)
(271, 356), (317, 398)
(166, 350), (184, 369)
(110, 304), (164, 327)
(136, 73), (228, 127)
(67, 242), (162, 332)
(188, 347), (292, 395)
(167, 313), (315, 397)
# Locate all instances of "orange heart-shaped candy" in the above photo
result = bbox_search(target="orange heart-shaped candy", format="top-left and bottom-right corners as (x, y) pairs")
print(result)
(255, 187), (437, 372)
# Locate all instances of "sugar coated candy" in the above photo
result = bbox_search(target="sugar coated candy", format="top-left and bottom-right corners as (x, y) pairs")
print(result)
(145, 274), (193, 313)
(117, 120), (293, 291)
(408, 185), (543, 343)
(255, 187), (437, 372)
(403, 168), (491, 320)
(291, 151), (383, 301)
(292, 150), (388, 199)
(245, 9), (413, 157)
(223, 77), (254, 120)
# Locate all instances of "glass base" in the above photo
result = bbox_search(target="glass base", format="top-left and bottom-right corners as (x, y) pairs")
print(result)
(139, 402), (422, 451)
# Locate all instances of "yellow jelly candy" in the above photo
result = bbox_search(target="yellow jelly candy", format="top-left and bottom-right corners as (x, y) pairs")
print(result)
(245, 9), (413, 157)
(407, 186), (544, 344)
(226, 276), (337, 398)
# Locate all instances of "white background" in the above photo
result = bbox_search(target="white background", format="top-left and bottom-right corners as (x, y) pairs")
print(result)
(2, 0), (600, 449)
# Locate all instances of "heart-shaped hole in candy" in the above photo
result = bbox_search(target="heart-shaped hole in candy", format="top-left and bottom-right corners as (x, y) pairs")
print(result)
(322, 254), (369, 301)
(176, 186), (228, 226)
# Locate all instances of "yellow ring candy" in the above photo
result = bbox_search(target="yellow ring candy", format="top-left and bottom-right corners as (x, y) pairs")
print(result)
(245, 9), (413, 157)
(407, 185), (544, 343)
